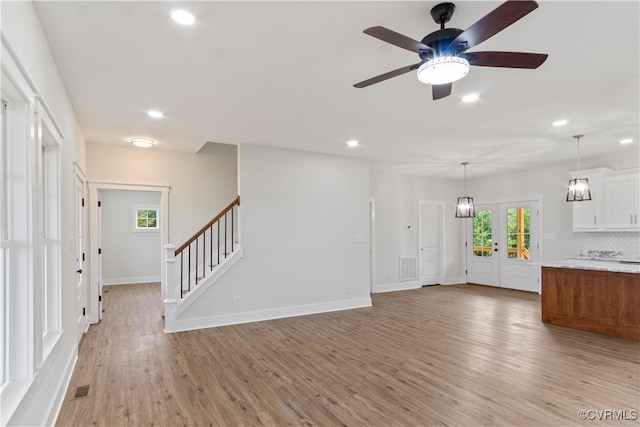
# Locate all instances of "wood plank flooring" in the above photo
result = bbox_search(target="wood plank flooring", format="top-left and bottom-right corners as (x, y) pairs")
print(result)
(56, 283), (639, 426)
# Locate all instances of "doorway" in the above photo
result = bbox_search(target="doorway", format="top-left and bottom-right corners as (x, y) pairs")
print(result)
(88, 183), (170, 324)
(418, 201), (445, 286)
(466, 200), (540, 292)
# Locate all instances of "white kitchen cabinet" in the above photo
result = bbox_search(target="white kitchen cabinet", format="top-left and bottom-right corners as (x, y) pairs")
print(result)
(603, 169), (640, 230)
(571, 168), (608, 231)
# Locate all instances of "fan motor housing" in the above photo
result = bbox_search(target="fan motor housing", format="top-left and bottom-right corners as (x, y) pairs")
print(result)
(419, 28), (464, 59)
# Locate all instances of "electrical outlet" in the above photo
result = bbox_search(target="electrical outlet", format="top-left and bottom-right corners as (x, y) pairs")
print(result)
(344, 285), (350, 294)
(234, 296), (240, 305)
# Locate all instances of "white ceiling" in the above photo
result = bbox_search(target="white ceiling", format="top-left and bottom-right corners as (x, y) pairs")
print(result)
(34, 1), (639, 179)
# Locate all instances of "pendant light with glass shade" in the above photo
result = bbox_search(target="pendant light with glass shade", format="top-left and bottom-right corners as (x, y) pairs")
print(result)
(566, 134), (591, 202)
(455, 162), (475, 218)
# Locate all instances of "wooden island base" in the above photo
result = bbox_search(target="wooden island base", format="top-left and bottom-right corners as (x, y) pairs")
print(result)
(542, 267), (640, 341)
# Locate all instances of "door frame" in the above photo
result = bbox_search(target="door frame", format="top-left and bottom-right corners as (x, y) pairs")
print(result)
(87, 182), (170, 324)
(464, 196), (543, 291)
(369, 197), (376, 294)
(418, 200), (445, 286)
(73, 163), (88, 336)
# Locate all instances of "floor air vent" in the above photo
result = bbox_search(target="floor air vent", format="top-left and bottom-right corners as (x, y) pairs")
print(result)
(72, 385), (90, 400)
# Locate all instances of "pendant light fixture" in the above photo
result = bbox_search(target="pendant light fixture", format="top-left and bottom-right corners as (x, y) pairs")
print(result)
(566, 134), (591, 202)
(455, 162), (475, 218)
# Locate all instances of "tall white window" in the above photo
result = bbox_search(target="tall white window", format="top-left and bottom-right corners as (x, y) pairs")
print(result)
(1, 42), (64, 421)
(1, 100), (8, 385)
(38, 104), (62, 348)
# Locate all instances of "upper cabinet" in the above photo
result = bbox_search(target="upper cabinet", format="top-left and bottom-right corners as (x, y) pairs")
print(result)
(603, 170), (640, 230)
(571, 168), (608, 231)
(571, 168), (640, 232)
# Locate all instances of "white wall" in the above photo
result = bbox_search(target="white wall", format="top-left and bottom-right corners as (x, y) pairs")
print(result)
(101, 190), (161, 284)
(87, 142), (237, 245)
(175, 144), (372, 327)
(370, 172), (464, 289)
(469, 151), (640, 262)
(1, 2), (87, 425)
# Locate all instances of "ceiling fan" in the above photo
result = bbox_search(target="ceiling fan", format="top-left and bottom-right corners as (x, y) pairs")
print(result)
(354, 1), (548, 100)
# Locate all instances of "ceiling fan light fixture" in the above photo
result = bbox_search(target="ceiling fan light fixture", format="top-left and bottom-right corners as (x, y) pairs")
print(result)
(417, 55), (469, 85)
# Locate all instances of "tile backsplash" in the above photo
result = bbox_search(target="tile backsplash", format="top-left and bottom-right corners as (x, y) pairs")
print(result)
(580, 232), (640, 259)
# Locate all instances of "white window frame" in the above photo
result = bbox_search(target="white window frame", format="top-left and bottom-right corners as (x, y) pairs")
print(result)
(133, 205), (160, 232)
(36, 97), (63, 363)
(1, 34), (64, 425)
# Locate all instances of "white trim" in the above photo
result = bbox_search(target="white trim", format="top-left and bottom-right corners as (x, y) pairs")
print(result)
(173, 247), (244, 318)
(373, 281), (421, 293)
(103, 276), (161, 286)
(169, 296), (372, 333)
(42, 347), (77, 427)
(442, 277), (465, 285)
(0, 34), (39, 104)
(369, 197), (376, 294)
(87, 182), (170, 324)
(418, 200), (446, 286)
(35, 95), (64, 141)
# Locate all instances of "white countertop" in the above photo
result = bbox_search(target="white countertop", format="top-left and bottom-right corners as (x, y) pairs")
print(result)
(541, 259), (640, 274)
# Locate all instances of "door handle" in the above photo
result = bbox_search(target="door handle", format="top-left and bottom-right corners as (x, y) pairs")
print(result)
(494, 248), (498, 252)
(76, 269), (82, 274)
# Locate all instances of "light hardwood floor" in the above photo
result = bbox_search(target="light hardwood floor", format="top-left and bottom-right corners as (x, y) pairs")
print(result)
(56, 283), (639, 426)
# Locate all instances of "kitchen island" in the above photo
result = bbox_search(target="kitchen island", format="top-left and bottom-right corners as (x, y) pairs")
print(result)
(541, 260), (640, 342)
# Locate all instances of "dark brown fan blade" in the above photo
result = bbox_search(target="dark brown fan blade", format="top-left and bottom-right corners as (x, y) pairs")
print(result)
(467, 51), (548, 69)
(354, 63), (421, 88)
(432, 83), (452, 100)
(449, 1), (539, 50)
(363, 26), (434, 53)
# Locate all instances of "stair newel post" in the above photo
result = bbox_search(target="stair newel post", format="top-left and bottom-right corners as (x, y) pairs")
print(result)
(163, 243), (178, 332)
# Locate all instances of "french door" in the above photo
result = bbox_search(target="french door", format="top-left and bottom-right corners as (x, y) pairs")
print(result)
(467, 201), (540, 292)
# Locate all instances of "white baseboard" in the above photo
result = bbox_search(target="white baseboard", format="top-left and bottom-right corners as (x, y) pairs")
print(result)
(373, 281), (420, 293)
(44, 349), (78, 427)
(103, 275), (160, 285)
(170, 297), (372, 333)
(373, 277), (464, 292)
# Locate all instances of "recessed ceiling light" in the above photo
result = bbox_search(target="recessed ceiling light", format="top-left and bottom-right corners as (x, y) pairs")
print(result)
(553, 119), (568, 127)
(462, 93), (479, 103)
(619, 138), (633, 144)
(171, 10), (195, 25)
(131, 138), (155, 148)
(347, 140), (359, 147)
(147, 110), (164, 119)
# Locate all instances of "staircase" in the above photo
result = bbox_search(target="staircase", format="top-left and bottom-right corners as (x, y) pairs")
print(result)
(163, 196), (242, 332)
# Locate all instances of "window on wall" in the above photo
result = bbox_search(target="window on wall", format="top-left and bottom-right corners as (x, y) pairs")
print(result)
(40, 113), (62, 347)
(1, 101), (7, 385)
(134, 206), (159, 231)
(506, 207), (531, 260)
(473, 209), (493, 257)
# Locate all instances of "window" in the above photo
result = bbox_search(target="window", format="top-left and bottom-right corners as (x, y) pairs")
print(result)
(1, 101), (7, 385)
(134, 206), (159, 231)
(39, 106), (62, 347)
(472, 209), (493, 257)
(506, 207), (531, 260)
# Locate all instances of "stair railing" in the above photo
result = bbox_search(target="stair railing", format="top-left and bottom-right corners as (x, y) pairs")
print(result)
(174, 195), (240, 298)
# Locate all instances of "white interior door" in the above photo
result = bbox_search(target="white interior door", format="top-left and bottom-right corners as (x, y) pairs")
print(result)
(74, 169), (87, 338)
(467, 201), (540, 292)
(418, 201), (444, 285)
